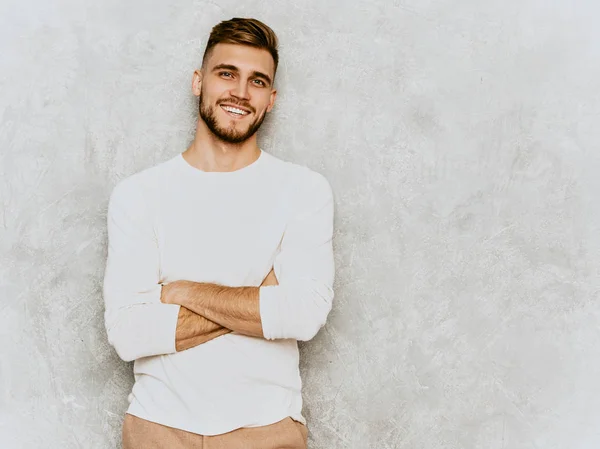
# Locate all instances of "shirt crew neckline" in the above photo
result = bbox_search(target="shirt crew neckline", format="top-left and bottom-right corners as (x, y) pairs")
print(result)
(176, 149), (266, 179)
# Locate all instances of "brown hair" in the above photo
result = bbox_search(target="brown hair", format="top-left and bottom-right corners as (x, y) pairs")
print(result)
(202, 18), (279, 72)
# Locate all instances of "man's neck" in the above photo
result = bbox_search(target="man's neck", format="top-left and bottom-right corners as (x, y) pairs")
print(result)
(183, 120), (261, 173)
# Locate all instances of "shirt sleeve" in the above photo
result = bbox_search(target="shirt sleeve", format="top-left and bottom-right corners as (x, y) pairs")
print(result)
(259, 171), (335, 341)
(102, 178), (180, 362)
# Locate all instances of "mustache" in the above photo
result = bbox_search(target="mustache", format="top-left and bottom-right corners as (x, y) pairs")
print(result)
(217, 98), (255, 113)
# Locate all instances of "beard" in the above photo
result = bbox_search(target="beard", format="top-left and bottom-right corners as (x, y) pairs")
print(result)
(199, 93), (267, 144)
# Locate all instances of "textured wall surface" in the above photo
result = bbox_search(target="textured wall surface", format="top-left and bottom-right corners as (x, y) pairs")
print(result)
(2, 1), (600, 448)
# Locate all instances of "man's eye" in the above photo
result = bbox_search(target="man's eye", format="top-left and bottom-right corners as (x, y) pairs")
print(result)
(253, 79), (265, 86)
(220, 72), (232, 78)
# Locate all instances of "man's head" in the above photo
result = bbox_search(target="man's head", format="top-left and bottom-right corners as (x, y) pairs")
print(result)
(194, 18), (279, 144)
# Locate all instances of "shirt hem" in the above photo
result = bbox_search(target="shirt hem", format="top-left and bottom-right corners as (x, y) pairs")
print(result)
(126, 404), (305, 436)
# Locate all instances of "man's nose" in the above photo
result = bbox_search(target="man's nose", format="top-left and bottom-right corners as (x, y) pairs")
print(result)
(230, 79), (250, 101)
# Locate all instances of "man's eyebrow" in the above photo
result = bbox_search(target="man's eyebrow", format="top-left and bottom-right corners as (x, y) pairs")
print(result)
(212, 64), (239, 73)
(212, 64), (272, 86)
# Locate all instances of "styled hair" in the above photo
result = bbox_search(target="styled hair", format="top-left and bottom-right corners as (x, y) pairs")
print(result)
(202, 18), (279, 72)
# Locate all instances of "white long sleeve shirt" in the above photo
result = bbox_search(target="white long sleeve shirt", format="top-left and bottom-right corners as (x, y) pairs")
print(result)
(102, 149), (335, 436)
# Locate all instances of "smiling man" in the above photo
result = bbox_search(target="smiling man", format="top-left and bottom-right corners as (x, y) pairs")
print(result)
(102, 18), (335, 449)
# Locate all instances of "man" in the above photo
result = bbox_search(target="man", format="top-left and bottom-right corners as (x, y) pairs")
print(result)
(103, 18), (335, 449)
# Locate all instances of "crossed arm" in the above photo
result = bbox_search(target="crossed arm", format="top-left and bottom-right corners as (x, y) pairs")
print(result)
(168, 269), (278, 351)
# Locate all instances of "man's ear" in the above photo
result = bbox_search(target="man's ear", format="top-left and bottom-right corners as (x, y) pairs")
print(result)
(266, 89), (277, 113)
(192, 69), (203, 97)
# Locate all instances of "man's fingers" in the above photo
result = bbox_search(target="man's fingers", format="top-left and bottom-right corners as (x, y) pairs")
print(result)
(260, 268), (279, 286)
(159, 283), (168, 303)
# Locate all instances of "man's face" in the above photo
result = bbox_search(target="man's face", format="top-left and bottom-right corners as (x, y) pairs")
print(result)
(196, 43), (277, 144)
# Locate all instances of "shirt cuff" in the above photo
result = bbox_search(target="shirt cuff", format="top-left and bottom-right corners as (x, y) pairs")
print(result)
(259, 285), (282, 340)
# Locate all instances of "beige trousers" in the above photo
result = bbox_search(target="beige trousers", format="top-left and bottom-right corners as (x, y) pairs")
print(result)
(122, 413), (308, 449)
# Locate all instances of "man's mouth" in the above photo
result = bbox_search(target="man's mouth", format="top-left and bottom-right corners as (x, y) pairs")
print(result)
(220, 104), (251, 118)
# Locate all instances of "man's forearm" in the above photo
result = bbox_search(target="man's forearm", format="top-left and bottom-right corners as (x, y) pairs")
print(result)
(163, 281), (264, 338)
(175, 306), (232, 351)
(178, 282), (263, 337)
(163, 270), (278, 343)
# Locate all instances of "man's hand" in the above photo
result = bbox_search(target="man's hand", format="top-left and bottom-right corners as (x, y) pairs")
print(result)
(260, 268), (279, 287)
(161, 280), (196, 306)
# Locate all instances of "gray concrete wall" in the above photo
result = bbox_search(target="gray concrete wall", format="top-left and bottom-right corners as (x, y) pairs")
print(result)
(1, 1), (599, 448)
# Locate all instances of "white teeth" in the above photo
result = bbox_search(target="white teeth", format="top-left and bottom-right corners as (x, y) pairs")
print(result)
(222, 106), (249, 115)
